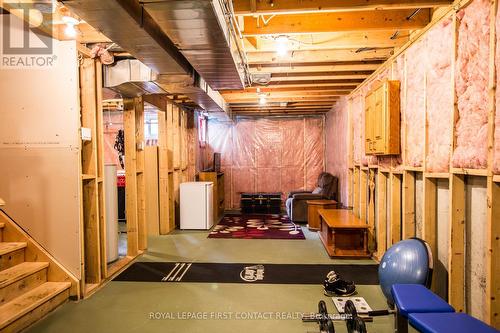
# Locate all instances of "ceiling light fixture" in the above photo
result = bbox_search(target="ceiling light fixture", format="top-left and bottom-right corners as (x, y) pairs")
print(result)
(259, 95), (267, 105)
(62, 16), (79, 38)
(275, 35), (289, 57)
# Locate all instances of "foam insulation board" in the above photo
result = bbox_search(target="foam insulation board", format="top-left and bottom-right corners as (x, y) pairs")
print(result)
(436, 179), (450, 300)
(453, 0), (490, 169)
(465, 176), (488, 320)
(405, 39), (426, 167)
(426, 19), (454, 172)
(326, 98), (349, 205)
(206, 117), (324, 209)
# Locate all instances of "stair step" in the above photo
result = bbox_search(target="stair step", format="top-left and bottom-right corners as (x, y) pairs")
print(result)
(0, 243), (26, 256)
(0, 262), (49, 289)
(0, 282), (71, 331)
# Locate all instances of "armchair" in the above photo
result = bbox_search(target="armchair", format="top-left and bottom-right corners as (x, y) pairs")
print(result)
(285, 172), (338, 222)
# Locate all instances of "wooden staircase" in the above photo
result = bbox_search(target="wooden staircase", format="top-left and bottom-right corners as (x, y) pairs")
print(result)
(0, 208), (76, 333)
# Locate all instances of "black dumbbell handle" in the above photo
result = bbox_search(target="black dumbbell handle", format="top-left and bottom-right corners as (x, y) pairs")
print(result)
(367, 309), (395, 317)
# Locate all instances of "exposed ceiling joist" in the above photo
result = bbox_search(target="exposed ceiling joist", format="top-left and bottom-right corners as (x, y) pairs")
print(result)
(242, 31), (409, 52)
(249, 60), (385, 68)
(233, 0), (451, 15)
(270, 70), (374, 77)
(225, 91), (349, 102)
(225, 85), (356, 94)
(252, 78), (364, 87)
(246, 48), (392, 63)
(241, 9), (430, 36)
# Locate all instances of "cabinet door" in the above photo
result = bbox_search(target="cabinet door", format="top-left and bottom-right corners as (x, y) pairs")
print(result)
(364, 93), (374, 153)
(372, 85), (386, 153)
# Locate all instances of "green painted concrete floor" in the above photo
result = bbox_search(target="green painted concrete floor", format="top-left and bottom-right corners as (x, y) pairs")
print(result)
(26, 226), (398, 333)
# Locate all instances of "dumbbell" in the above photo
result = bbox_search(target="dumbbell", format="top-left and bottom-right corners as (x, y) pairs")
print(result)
(303, 300), (368, 333)
(302, 300), (335, 333)
(344, 300), (367, 333)
(343, 300), (396, 333)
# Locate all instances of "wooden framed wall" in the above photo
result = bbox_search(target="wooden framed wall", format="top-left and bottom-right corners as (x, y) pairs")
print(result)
(143, 94), (194, 234)
(78, 55), (106, 295)
(344, 0), (499, 324)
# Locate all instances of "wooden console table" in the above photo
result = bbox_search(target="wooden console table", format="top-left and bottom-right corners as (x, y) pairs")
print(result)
(317, 209), (370, 258)
(307, 199), (337, 230)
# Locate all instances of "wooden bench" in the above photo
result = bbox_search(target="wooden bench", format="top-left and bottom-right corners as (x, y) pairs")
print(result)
(318, 209), (371, 258)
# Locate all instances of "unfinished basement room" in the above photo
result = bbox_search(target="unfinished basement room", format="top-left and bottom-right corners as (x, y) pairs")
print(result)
(0, 0), (499, 332)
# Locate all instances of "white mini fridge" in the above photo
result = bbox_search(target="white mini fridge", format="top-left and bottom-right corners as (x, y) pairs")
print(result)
(180, 182), (214, 230)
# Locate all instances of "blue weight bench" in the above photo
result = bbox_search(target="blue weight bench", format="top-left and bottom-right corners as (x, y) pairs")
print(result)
(408, 313), (499, 333)
(392, 284), (499, 333)
(391, 284), (455, 333)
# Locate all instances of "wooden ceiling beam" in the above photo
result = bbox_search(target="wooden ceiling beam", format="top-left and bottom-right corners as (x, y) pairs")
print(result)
(270, 70), (374, 77)
(224, 85), (356, 94)
(241, 9), (431, 36)
(243, 31), (409, 52)
(249, 60), (385, 68)
(246, 48), (392, 63)
(233, 0), (451, 15)
(252, 78), (365, 87)
(228, 96), (340, 103)
(225, 92), (349, 102)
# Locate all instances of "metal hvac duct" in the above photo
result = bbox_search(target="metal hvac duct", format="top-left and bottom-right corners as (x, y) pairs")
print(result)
(142, 0), (247, 90)
(64, 0), (231, 113)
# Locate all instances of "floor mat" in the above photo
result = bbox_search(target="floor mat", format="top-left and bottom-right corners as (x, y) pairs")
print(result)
(114, 262), (379, 285)
(208, 214), (305, 240)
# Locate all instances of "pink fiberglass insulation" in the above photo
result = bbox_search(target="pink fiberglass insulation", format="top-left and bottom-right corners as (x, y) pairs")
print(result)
(205, 117), (324, 209)
(351, 94), (363, 165)
(206, 120), (233, 167)
(426, 18), (454, 172)
(495, 5), (500, 173)
(305, 117), (325, 189)
(405, 39), (426, 167)
(255, 118), (283, 167)
(104, 112), (123, 168)
(326, 98), (349, 206)
(453, 0), (490, 169)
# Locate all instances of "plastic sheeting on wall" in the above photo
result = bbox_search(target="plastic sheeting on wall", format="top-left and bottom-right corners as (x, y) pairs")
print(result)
(426, 19), (454, 172)
(453, 0), (490, 169)
(206, 117), (325, 209)
(405, 39), (426, 167)
(326, 98), (349, 206)
(103, 112), (123, 168)
(351, 94), (363, 165)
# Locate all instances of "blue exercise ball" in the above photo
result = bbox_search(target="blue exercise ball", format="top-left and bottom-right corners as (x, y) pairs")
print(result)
(379, 238), (432, 303)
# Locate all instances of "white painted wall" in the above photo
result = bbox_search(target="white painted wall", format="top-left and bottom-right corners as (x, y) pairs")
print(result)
(0, 30), (81, 278)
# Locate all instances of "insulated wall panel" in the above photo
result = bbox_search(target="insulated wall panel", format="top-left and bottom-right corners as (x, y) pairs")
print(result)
(426, 19), (454, 172)
(206, 117), (325, 209)
(351, 94), (364, 165)
(452, 0), (490, 169)
(405, 39), (426, 167)
(495, 6), (500, 174)
(305, 117), (325, 189)
(326, 98), (349, 206)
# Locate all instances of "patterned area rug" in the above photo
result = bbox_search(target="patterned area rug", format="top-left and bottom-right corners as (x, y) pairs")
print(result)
(208, 214), (305, 240)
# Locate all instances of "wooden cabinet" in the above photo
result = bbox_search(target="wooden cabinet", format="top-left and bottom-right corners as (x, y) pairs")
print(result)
(365, 80), (401, 155)
(198, 172), (225, 222)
